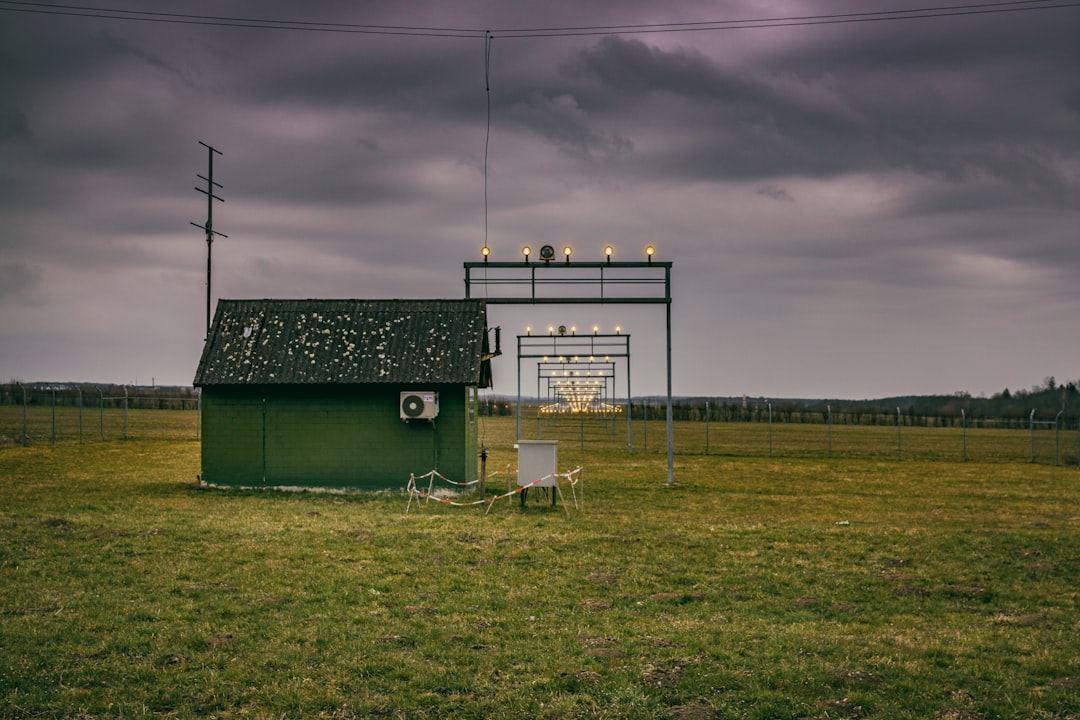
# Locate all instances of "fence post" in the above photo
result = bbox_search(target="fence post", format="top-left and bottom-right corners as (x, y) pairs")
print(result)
(705, 400), (710, 455)
(768, 402), (773, 458)
(643, 402), (648, 453)
(1029, 409), (1035, 463)
(17, 382), (27, 446)
(896, 406), (902, 461)
(961, 409), (967, 462)
(124, 386), (129, 440)
(96, 386), (105, 440)
(827, 404), (832, 458)
(74, 384), (83, 444)
(1055, 410), (1064, 466)
(51, 387), (56, 445)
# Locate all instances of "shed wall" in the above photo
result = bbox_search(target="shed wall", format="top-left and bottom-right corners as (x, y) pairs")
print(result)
(200, 384), (475, 490)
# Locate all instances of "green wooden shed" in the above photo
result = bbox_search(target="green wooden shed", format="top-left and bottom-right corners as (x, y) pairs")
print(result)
(193, 298), (492, 491)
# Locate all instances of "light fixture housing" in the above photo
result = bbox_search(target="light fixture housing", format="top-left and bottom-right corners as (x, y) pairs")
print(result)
(539, 244), (556, 262)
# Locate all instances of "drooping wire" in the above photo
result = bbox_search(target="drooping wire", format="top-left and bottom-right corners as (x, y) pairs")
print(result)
(483, 30), (492, 262)
(479, 30), (494, 453)
(2, 1), (1074, 37)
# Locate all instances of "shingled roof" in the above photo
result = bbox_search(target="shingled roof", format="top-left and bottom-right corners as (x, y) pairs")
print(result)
(194, 299), (489, 386)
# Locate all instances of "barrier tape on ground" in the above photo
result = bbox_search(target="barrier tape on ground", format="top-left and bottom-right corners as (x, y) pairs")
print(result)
(407, 474), (544, 508)
(405, 467), (583, 513)
(412, 469), (479, 487)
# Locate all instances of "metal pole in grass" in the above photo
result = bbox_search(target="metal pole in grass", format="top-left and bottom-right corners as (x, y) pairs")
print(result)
(896, 406), (902, 461)
(1029, 409), (1035, 463)
(74, 384), (83, 444)
(705, 400), (710, 455)
(626, 346), (632, 454)
(1055, 410), (1064, 466)
(643, 401), (648, 453)
(17, 382), (27, 446)
(768, 402), (773, 458)
(124, 386), (129, 440)
(961, 408), (967, 462)
(96, 386), (104, 440)
(827, 405), (833, 458)
(51, 387), (56, 444)
(579, 405), (584, 450)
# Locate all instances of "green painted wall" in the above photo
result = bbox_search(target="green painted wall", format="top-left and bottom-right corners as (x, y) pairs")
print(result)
(200, 384), (476, 491)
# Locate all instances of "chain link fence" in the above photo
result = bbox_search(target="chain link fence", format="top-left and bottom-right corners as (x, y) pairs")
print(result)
(512, 401), (1079, 467)
(0, 383), (200, 447)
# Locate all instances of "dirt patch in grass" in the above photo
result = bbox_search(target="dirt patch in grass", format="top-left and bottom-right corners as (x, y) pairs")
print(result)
(579, 598), (612, 611)
(345, 528), (373, 542)
(645, 635), (685, 648)
(405, 604), (437, 615)
(882, 557), (913, 568)
(648, 591), (704, 604)
(375, 635), (414, 646)
(643, 662), (684, 688)
(204, 634), (233, 649)
(584, 646), (624, 659)
(663, 704), (716, 720)
(562, 670), (602, 685)
(580, 636), (617, 648)
(831, 669), (882, 686)
(587, 572), (620, 585)
(1040, 676), (1080, 690)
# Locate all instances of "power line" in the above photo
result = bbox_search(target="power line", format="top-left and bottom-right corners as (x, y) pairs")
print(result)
(0, 0), (1076, 38)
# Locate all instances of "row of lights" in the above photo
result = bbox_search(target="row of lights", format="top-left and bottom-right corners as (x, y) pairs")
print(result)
(526, 325), (622, 336)
(481, 244), (655, 264)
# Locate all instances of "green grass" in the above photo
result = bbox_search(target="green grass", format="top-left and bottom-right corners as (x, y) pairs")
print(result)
(2, 419), (1079, 719)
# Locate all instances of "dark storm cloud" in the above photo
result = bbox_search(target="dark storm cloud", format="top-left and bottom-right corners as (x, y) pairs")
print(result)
(0, 1), (1078, 396)
(502, 91), (634, 159)
(561, 30), (1079, 196)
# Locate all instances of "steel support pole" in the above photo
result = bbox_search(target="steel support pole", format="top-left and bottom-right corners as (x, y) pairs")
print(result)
(515, 336), (522, 441)
(666, 298), (673, 484)
(626, 342), (632, 454)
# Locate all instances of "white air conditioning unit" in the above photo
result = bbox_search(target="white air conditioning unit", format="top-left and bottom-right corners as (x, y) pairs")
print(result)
(400, 391), (439, 421)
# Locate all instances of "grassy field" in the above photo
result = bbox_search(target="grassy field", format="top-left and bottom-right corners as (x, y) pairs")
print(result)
(1, 418), (1078, 719)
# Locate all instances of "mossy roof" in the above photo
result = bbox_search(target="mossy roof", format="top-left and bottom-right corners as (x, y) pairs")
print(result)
(194, 299), (488, 386)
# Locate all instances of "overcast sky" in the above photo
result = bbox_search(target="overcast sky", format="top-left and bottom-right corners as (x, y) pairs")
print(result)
(1, 0), (1078, 399)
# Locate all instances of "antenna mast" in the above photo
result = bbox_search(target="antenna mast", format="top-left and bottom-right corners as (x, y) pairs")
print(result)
(191, 141), (227, 338)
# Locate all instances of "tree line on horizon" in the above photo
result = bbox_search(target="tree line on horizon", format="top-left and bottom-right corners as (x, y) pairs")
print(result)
(480, 377), (1080, 427)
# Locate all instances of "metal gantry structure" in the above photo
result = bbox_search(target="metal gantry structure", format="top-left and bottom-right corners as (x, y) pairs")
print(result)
(465, 246), (674, 483)
(524, 337), (630, 451)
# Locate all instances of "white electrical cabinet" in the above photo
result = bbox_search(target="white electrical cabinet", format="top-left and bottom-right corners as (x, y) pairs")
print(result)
(516, 440), (558, 487)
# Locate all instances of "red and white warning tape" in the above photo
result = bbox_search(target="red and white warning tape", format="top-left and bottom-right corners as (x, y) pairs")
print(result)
(405, 466), (584, 513)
